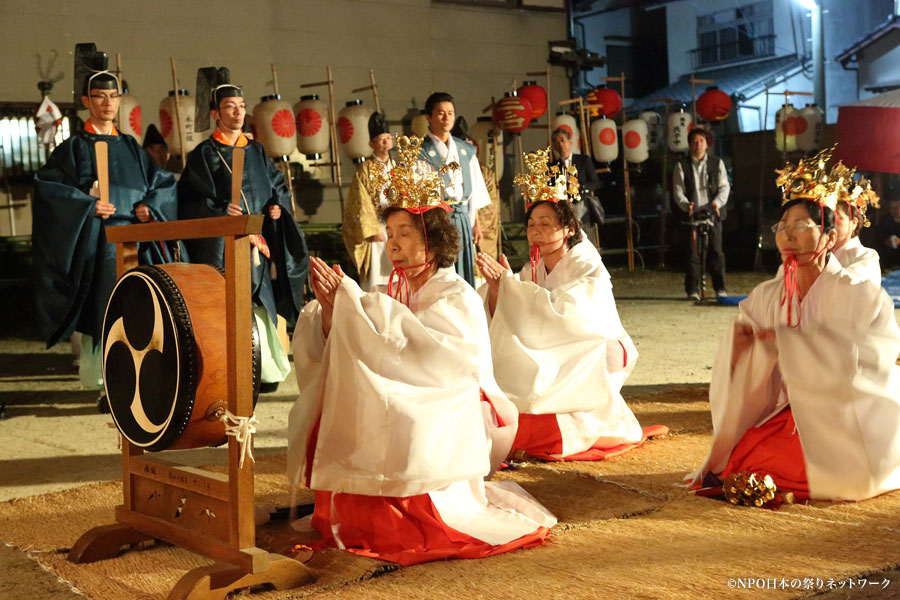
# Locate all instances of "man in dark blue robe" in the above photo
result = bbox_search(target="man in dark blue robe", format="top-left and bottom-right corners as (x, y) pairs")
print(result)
(178, 67), (309, 391)
(33, 47), (178, 407)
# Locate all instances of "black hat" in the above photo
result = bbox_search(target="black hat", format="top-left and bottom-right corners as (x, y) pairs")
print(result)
(142, 124), (166, 149)
(195, 66), (243, 132)
(74, 43), (119, 102)
(450, 115), (471, 142)
(368, 111), (389, 139)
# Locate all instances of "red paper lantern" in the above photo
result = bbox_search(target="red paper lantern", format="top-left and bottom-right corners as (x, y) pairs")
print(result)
(586, 86), (622, 119)
(516, 81), (547, 119)
(696, 86), (732, 122)
(493, 93), (533, 133)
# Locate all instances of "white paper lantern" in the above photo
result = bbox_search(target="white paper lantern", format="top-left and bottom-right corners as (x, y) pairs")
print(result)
(411, 111), (430, 138)
(666, 109), (692, 153)
(159, 90), (199, 156)
(797, 104), (824, 152)
(550, 112), (581, 155)
(338, 100), (373, 163)
(775, 104), (800, 153)
(623, 119), (649, 164)
(638, 111), (661, 151)
(469, 116), (504, 181)
(294, 94), (329, 159)
(591, 117), (618, 163)
(252, 94), (296, 158)
(118, 92), (142, 144)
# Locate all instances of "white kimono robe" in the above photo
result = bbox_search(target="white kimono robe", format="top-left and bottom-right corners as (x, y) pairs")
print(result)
(483, 240), (644, 457)
(834, 236), (881, 285)
(690, 257), (900, 501)
(287, 268), (555, 542)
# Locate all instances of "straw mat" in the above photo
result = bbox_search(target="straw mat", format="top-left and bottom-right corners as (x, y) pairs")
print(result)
(2, 386), (900, 599)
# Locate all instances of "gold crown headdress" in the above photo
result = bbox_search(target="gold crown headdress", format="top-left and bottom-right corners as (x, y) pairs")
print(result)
(829, 161), (879, 227)
(774, 145), (839, 210)
(368, 135), (458, 213)
(514, 147), (581, 207)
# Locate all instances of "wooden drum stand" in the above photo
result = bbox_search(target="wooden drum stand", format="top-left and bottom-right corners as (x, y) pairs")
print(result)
(67, 162), (314, 598)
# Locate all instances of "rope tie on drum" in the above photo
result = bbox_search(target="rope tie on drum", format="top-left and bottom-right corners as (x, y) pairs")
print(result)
(220, 409), (259, 468)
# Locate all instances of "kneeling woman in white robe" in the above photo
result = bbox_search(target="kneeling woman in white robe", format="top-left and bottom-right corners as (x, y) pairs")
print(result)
(832, 168), (881, 284)
(287, 171), (555, 565)
(689, 178), (900, 502)
(477, 198), (665, 461)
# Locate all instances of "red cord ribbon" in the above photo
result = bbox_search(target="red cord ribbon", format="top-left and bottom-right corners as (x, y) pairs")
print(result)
(388, 261), (433, 306)
(529, 238), (568, 283)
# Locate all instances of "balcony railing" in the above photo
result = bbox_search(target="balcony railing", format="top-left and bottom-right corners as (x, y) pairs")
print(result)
(689, 34), (776, 70)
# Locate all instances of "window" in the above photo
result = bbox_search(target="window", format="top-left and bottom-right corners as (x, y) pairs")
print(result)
(692, 1), (774, 69)
(0, 105), (74, 181)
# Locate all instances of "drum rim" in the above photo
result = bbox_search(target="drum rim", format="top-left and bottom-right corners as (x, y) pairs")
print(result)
(103, 265), (198, 451)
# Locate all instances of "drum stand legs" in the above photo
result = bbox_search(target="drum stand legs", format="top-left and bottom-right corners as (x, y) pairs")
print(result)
(68, 523), (314, 600)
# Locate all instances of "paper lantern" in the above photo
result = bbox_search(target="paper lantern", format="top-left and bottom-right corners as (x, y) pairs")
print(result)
(516, 81), (547, 119)
(159, 89), (199, 156)
(775, 104), (803, 152)
(638, 111), (661, 151)
(493, 93), (532, 133)
(666, 109), (692, 153)
(586, 86), (622, 119)
(118, 91), (142, 144)
(294, 94), (329, 159)
(253, 94), (296, 158)
(696, 86), (732, 122)
(469, 116), (504, 181)
(797, 104), (824, 152)
(591, 117), (618, 163)
(411, 111), (430, 138)
(338, 99), (373, 163)
(550, 112), (581, 154)
(623, 119), (648, 164)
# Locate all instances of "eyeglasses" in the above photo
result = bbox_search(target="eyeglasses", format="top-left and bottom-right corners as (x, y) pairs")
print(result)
(770, 220), (819, 234)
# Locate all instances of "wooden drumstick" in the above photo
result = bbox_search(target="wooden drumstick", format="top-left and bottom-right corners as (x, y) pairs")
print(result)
(95, 140), (110, 219)
(231, 146), (244, 209)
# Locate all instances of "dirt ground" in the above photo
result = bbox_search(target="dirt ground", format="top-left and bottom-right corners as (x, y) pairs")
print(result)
(2, 268), (896, 599)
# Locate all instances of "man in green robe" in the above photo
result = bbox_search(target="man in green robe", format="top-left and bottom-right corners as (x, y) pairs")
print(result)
(33, 45), (178, 410)
(178, 67), (309, 392)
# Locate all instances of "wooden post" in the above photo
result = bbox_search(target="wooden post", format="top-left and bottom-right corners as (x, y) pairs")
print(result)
(170, 57), (187, 170)
(270, 63), (280, 96)
(591, 74), (636, 270)
(326, 66), (344, 214)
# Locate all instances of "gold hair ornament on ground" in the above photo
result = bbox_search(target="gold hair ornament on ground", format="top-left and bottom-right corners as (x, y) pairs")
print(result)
(514, 146), (581, 207)
(723, 471), (777, 508)
(369, 135), (458, 213)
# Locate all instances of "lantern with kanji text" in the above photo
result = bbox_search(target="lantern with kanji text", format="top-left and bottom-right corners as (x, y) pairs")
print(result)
(159, 89), (199, 156)
(493, 92), (532, 133)
(586, 86), (622, 119)
(666, 108), (692, 153)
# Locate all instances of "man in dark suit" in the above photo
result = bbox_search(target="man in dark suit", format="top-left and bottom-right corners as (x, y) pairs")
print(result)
(549, 127), (604, 230)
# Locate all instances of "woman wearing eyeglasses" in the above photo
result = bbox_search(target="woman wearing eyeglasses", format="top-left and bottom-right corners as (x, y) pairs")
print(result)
(688, 151), (900, 502)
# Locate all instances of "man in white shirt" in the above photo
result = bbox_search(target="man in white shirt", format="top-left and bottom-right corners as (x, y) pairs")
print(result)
(419, 92), (491, 286)
(672, 128), (730, 300)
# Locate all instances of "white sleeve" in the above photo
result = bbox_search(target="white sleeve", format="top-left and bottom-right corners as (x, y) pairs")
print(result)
(468, 158), (491, 221)
(672, 162), (690, 212)
(712, 158), (730, 209)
